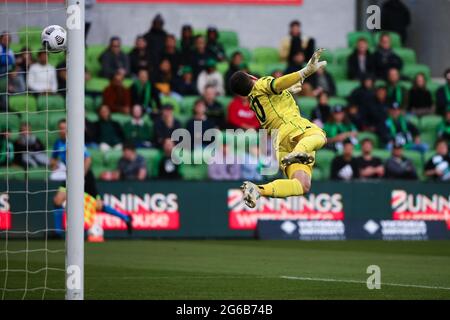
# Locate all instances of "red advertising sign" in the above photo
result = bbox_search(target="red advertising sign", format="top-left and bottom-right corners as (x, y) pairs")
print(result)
(228, 189), (344, 230)
(0, 194), (11, 230)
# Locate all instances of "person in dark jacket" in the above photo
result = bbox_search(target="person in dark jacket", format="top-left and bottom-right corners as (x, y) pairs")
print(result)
(190, 35), (213, 79)
(384, 142), (417, 180)
(311, 91), (331, 128)
(143, 14), (167, 67)
(206, 26), (226, 62)
(407, 73), (433, 116)
(128, 35), (151, 77)
(180, 24), (194, 65)
(373, 33), (403, 80)
(99, 36), (130, 78)
(304, 67), (336, 96)
(330, 139), (359, 181)
(435, 68), (450, 117)
(159, 138), (181, 179)
(347, 38), (375, 80)
(95, 104), (125, 151)
(381, 0), (411, 44)
(349, 74), (377, 119)
(173, 66), (198, 96)
(160, 34), (182, 77)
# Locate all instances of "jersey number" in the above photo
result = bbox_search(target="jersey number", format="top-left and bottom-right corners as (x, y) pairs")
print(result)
(250, 97), (266, 123)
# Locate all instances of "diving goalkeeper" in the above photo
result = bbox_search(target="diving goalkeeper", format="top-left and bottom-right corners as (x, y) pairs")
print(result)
(229, 49), (328, 208)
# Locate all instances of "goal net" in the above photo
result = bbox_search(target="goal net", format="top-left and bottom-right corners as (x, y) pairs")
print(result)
(0, 0), (85, 300)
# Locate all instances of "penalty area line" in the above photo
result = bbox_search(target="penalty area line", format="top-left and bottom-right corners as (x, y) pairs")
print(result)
(280, 276), (450, 291)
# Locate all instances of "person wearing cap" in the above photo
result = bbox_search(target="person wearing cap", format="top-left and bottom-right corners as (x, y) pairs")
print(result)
(279, 20), (315, 64)
(173, 65), (198, 96)
(379, 101), (426, 153)
(144, 14), (167, 65)
(384, 141), (418, 180)
(386, 67), (408, 110)
(197, 58), (224, 96)
(330, 139), (359, 181)
(206, 26), (225, 62)
(323, 105), (358, 152)
(436, 107), (450, 143)
(435, 68), (450, 117)
(153, 104), (181, 148)
(347, 37), (375, 80)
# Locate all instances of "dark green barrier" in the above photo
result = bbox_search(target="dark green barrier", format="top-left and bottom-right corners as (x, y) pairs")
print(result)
(1, 181), (449, 238)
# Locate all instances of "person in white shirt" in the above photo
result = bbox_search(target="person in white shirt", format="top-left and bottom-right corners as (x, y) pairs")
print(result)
(197, 58), (224, 96)
(27, 51), (58, 93)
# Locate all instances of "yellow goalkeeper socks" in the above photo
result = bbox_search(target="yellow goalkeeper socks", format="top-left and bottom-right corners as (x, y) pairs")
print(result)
(294, 134), (326, 154)
(258, 179), (303, 198)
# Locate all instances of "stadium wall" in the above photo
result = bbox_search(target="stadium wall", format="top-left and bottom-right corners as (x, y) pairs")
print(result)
(1, 181), (449, 239)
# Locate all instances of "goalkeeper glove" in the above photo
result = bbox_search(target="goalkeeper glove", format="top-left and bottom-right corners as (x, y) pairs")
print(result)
(299, 48), (327, 80)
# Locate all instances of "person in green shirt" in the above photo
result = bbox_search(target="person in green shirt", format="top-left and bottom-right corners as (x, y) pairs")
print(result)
(123, 104), (152, 148)
(323, 105), (359, 152)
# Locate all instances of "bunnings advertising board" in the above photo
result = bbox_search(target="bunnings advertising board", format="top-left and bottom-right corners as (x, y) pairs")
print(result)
(1, 181), (449, 239)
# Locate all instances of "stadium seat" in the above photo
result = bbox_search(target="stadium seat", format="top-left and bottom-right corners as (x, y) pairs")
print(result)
(26, 167), (49, 180)
(399, 80), (412, 90)
(175, 113), (191, 128)
(180, 96), (199, 115)
(0, 166), (25, 181)
(18, 26), (42, 48)
(103, 150), (122, 171)
(9, 95), (37, 113)
(420, 131), (437, 148)
(373, 31), (402, 48)
(86, 45), (106, 63)
(48, 111), (66, 130)
(347, 31), (375, 48)
(328, 97), (348, 107)
(312, 168), (323, 181)
(336, 80), (359, 98)
(326, 64), (347, 81)
(403, 149), (424, 179)
(216, 96), (232, 109)
(160, 95), (181, 114)
(85, 96), (96, 112)
(86, 111), (98, 122)
(320, 49), (334, 64)
(0, 113), (20, 132)
(137, 148), (163, 178)
(85, 77), (109, 93)
(402, 64), (431, 80)
(407, 114), (420, 128)
(180, 163), (208, 180)
(333, 47), (353, 65)
(419, 115), (442, 145)
(297, 97), (317, 119)
(121, 45), (132, 54)
(248, 62), (266, 77)
(110, 113), (131, 127)
(315, 149), (335, 180)
(225, 47), (252, 62)
(252, 47), (279, 64)
(218, 30), (239, 48)
(393, 48), (416, 65)
(427, 81), (441, 100)
(357, 131), (380, 148)
(37, 94), (65, 111)
(47, 51), (66, 68)
(372, 148), (391, 162)
(216, 61), (228, 75)
(265, 62), (287, 75)
(88, 148), (105, 178)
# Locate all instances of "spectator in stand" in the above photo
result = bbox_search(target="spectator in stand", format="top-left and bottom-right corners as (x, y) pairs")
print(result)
(0, 128), (13, 166)
(153, 104), (181, 147)
(373, 33), (403, 80)
(95, 105), (124, 151)
(435, 68), (450, 117)
(385, 142), (417, 179)
(330, 139), (359, 181)
(347, 38), (375, 80)
(27, 51), (57, 94)
(304, 66), (336, 96)
(227, 95), (259, 130)
(180, 25), (194, 65)
(128, 35), (151, 77)
(99, 36), (130, 79)
(173, 66), (198, 96)
(0, 32), (14, 77)
(324, 105), (358, 152)
(365, 86), (390, 131)
(14, 46), (33, 78)
(356, 138), (385, 179)
(208, 143), (240, 181)
(349, 74), (376, 127)
(13, 123), (48, 168)
(159, 138), (180, 180)
(153, 58), (180, 99)
(225, 51), (245, 95)
(424, 138), (450, 181)
(144, 14), (167, 66)
(130, 68), (160, 114)
(346, 104), (364, 131)
(202, 85), (225, 129)
(190, 35), (213, 79)
(186, 99), (215, 149)
(8, 65), (26, 94)
(279, 20), (315, 63)
(116, 142), (147, 180)
(381, 0), (411, 44)
(408, 73), (433, 116)
(85, 118), (97, 148)
(379, 102), (427, 153)
(197, 58), (225, 96)
(386, 67), (408, 110)
(285, 51), (306, 76)
(160, 34), (182, 77)
(206, 26), (226, 62)
(123, 104), (152, 148)
(103, 69), (131, 114)
(311, 91), (332, 128)
(56, 56), (91, 94)
(437, 107), (450, 143)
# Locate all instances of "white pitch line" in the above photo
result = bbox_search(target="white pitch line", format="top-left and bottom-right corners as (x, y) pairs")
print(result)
(281, 276), (450, 291)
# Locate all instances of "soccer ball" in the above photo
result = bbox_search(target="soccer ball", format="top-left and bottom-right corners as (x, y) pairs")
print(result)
(41, 25), (67, 52)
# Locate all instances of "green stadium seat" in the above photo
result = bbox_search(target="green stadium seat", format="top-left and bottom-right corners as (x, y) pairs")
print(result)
(0, 114), (20, 132)
(180, 96), (199, 115)
(18, 26), (42, 48)
(402, 64), (431, 80)
(328, 97), (348, 107)
(48, 111), (66, 130)
(86, 45), (106, 63)
(85, 77), (109, 93)
(403, 149), (423, 179)
(86, 59), (101, 77)
(123, 78), (133, 88)
(217, 96), (232, 109)
(326, 64), (347, 81)
(103, 150), (122, 171)
(321, 50), (334, 64)
(36, 130), (59, 149)
(9, 42), (23, 54)
(86, 111), (98, 122)
(357, 131), (380, 148)
(216, 61), (228, 75)
(48, 51), (66, 68)
(85, 96), (96, 112)
(193, 29), (206, 37)
(9, 95), (37, 113)
(121, 45), (132, 54)
(407, 114), (420, 128)
(110, 113), (131, 127)
(347, 31), (375, 48)
(420, 131), (436, 148)
(0, 166), (25, 181)
(336, 80), (359, 98)
(297, 97), (317, 119)
(218, 30), (239, 48)
(225, 47), (252, 62)
(373, 31), (402, 48)
(427, 81), (441, 100)
(94, 95), (104, 109)
(175, 113), (191, 128)
(372, 149), (391, 162)
(265, 62), (287, 75)
(311, 168), (323, 181)
(37, 94), (65, 111)
(333, 47), (353, 65)
(160, 95), (181, 114)
(27, 167), (49, 180)
(315, 149), (335, 180)
(88, 148), (105, 178)
(137, 148), (163, 178)
(423, 150), (435, 164)
(252, 47), (279, 64)
(393, 48), (416, 65)
(248, 62), (266, 77)
(399, 80), (412, 90)
(420, 115), (443, 134)
(180, 163), (208, 180)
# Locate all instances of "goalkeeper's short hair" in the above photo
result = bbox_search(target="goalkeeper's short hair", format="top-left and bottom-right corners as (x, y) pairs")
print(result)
(229, 71), (254, 97)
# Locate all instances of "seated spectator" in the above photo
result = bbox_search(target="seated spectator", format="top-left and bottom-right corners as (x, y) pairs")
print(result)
(160, 34), (182, 77)
(324, 105), (358, 152)
(373, 33), (403, 80)
(408, 72), (433, 116)
(356, 138), (384, 179)
(153, 58), (181, 100)
(197, 58), (224, 96)
(379, 102), (427, 153)
(346, 104), (364, 130)
(8, 65), (26, 94)
(208, 143), (240, 181)
(190, 35), (213, 79)
(27, 51), (57, 94)
(364, 86), (389, 131)
(173, 66), (198, 96)
(227, 95), (259, 130)
(304, 67), (336, 96)
(437, 107), (450, 142)
(153, 104), (181, 147)
(14, 46), (33, 76)
(279, 20), (315, 63)
(424, 138), (450, 181)
(330, 139), (359, 181)
(203, 85), (225, 129)
(123, 104), (152, 148)
(347, 38), (375, 80)
(117, 143), (147, 180)
(0, 31), (14, 76)
(144, 14), (167, 66)
(158, 138), (180, 179)
(225, 51), (246, 95)
(103, 69), (131, 114)
(186, 99), (215, 149)
(284, 51), (306, 76)
(435, 68), (450, 117)
(128, 35), (151, 77)
(206, 26), (226, 62)
(0, 128), (14, 166)
(384, 142), (418, 179)
(130, 69), (161, 114)
(349, 74), (376, 120)
(386, 68), (408, 109)
(95, 105), (124, 151)
(99, 36), (130, 78)
(13, 123), (48, 168)
(180, 24), (194, 65)
(311, 91), (331, 128)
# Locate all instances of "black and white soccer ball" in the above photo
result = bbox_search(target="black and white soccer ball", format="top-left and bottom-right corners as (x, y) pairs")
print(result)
(41, 25), (67, 52)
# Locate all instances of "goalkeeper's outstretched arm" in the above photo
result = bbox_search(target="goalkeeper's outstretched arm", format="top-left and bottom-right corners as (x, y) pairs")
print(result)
(272, 48), (327, 94)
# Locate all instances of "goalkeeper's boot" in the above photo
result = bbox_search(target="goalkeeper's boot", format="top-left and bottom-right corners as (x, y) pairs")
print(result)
(240, 181), (261, 209)
(281, 151), (315, 166)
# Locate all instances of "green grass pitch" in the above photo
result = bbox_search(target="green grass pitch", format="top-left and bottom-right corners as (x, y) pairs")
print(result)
(2, 240), (450, 299)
